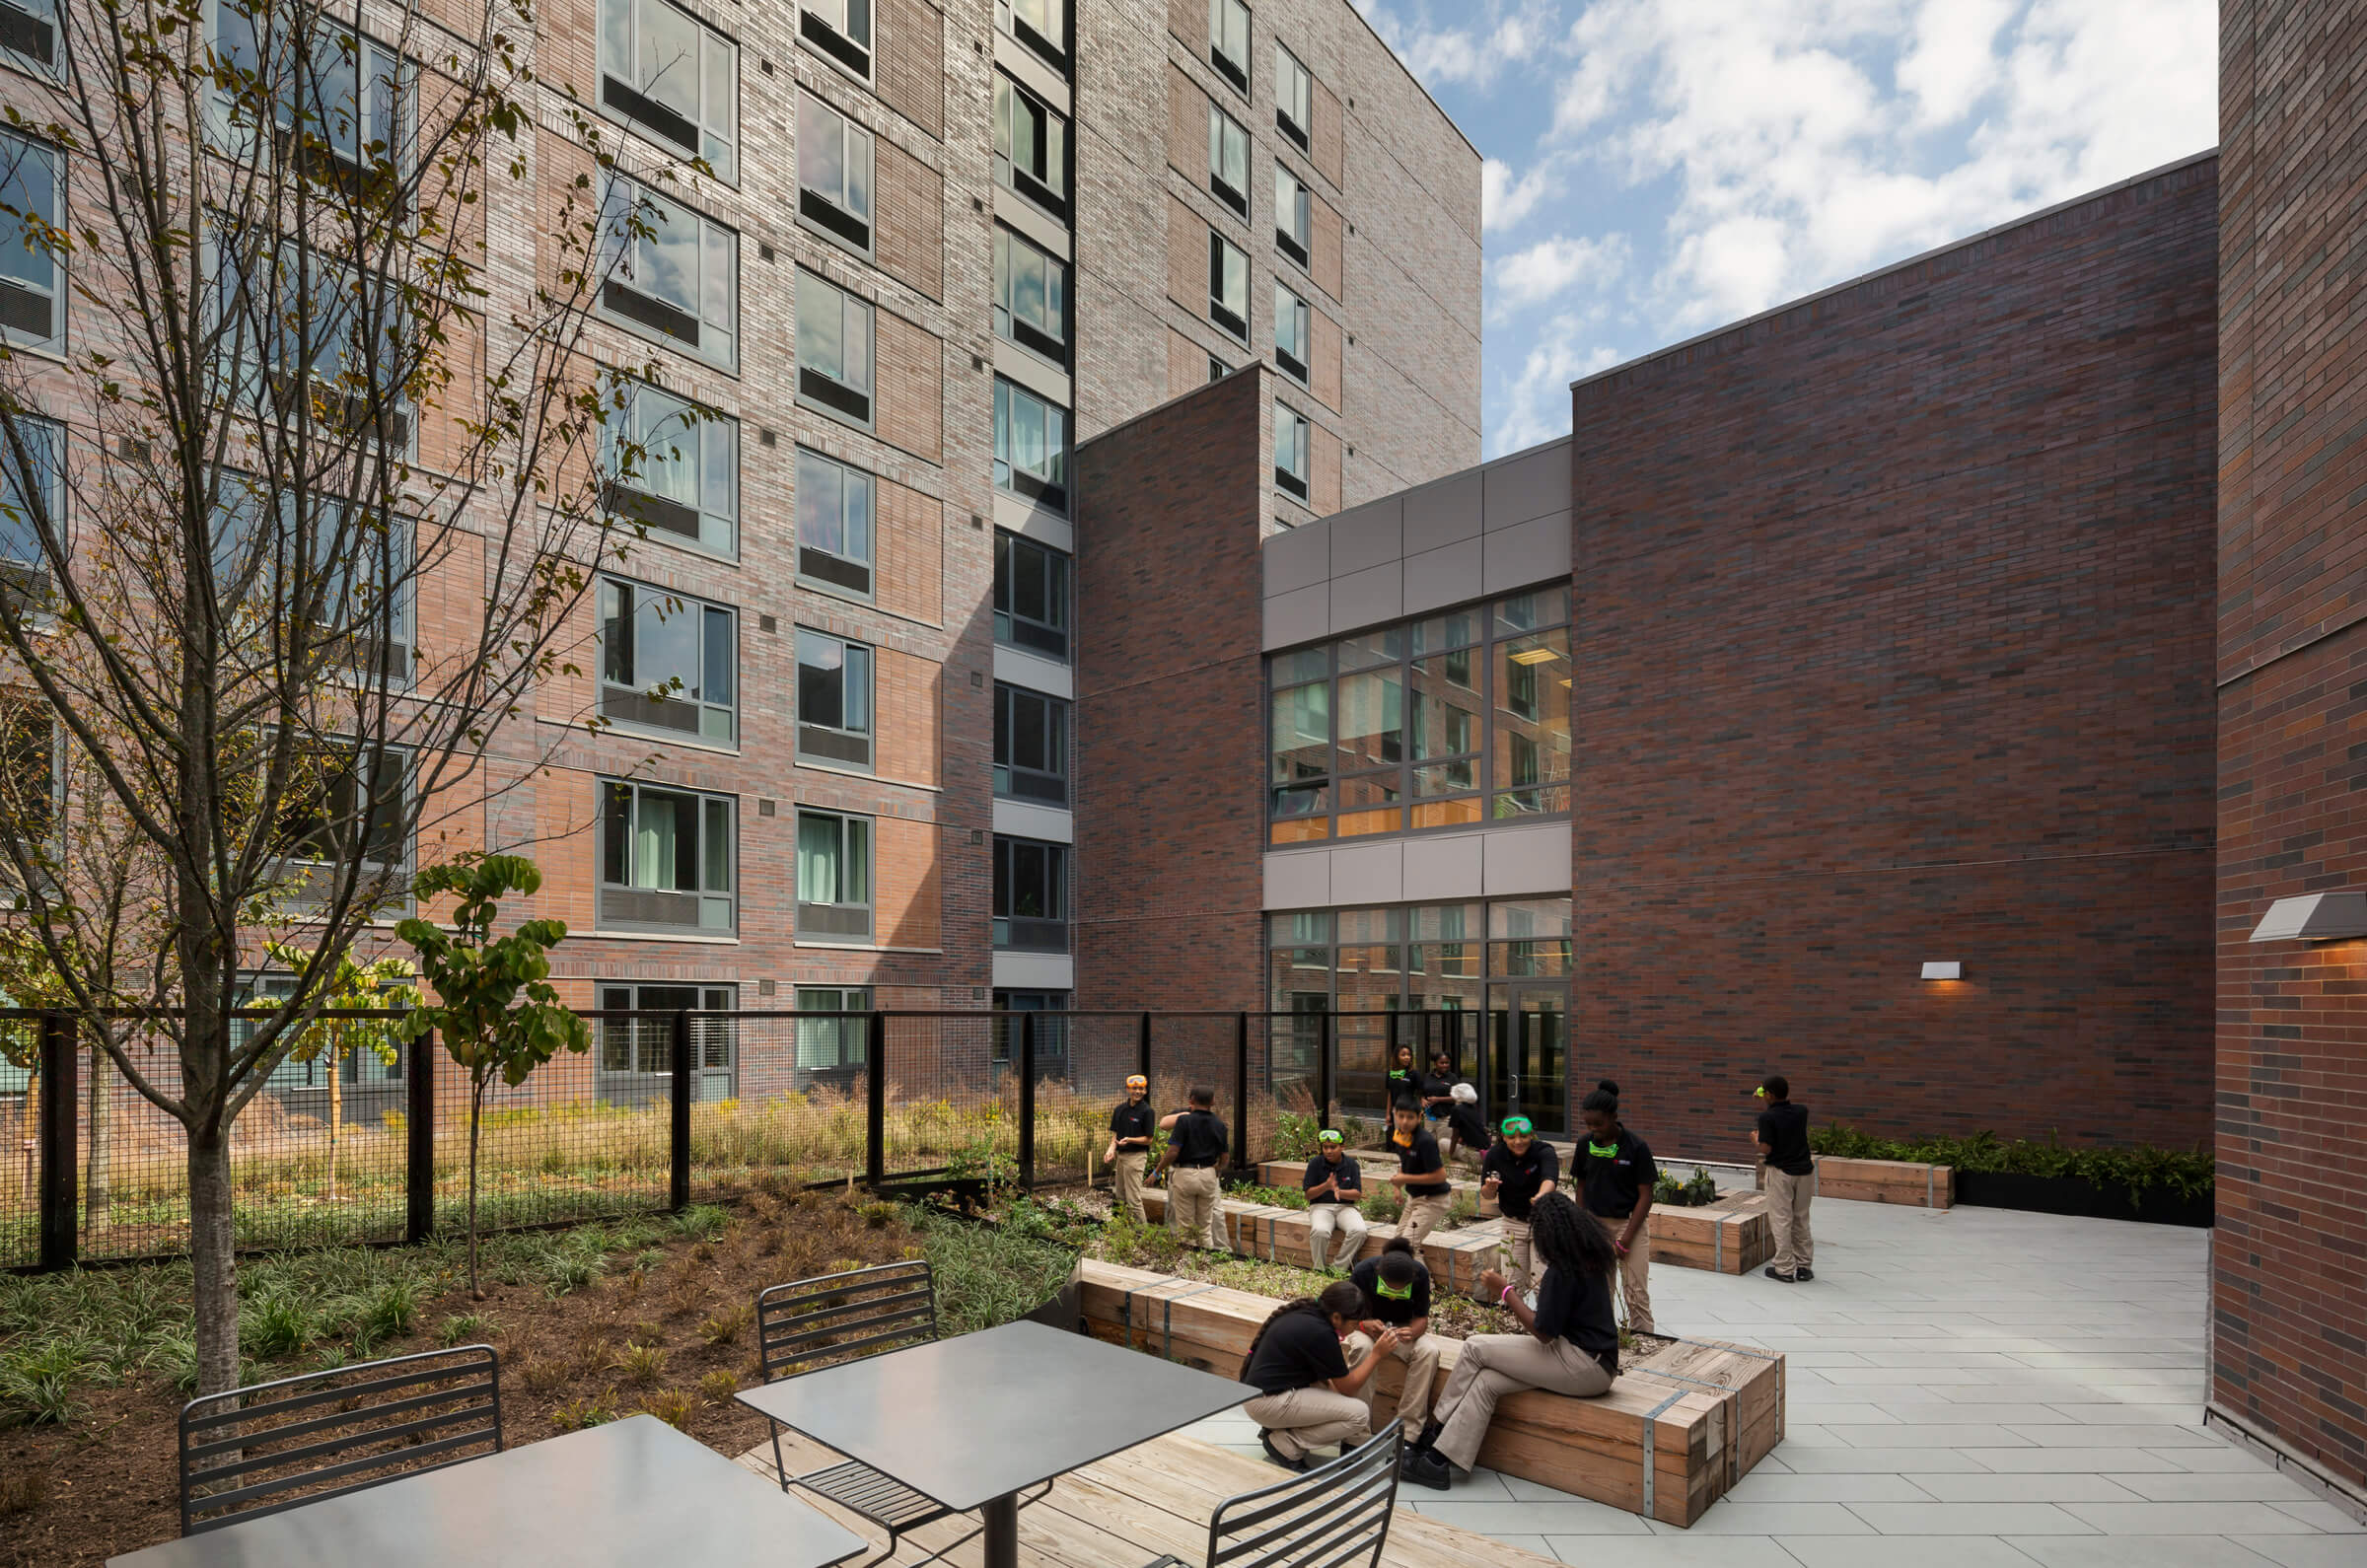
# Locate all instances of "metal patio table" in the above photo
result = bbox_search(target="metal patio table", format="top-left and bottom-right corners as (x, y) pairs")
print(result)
(739, 1318), (1259, 1568)
(108, 1414), (869, 1568)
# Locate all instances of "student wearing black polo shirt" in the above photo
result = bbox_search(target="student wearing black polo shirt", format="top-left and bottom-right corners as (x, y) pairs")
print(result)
(1386, 1044), (1419, 1104)
(1103, 1074), (1155, 1224)
(1302, 1129), (1368, 1271)
(1421, 1050), (1459, 1126)
(1155, 1086), (1229, 1250)
(1481, 1115), (1560, 1293)
(1382, 1099), (1454, 1246)
(1443, 1082), (1488, 1168)
(1755, 1073), (1815, 1282)
(1577, 1081), (1657, 1334)
(1344, 1239), (1444, 1438)
(1240, 1280), (1400, 1469)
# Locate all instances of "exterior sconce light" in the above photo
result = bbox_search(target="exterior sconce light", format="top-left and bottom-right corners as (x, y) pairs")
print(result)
(2248, 891), (2367, 944)
(1920, 962), (1963, 981)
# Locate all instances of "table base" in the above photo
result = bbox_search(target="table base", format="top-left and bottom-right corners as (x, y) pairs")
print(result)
(981, 1494), (1017, 1568)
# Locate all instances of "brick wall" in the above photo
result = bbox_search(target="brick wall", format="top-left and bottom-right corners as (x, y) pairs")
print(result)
(2213, 0), (2367, 1498)
(1570, 156), (2221, 1162)
(875, 309), (945, 464)
(875, 138), (945, 302)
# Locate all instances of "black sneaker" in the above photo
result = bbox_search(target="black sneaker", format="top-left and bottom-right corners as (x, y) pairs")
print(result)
(1763, 1266), (1799, 1282)
(1258, 1430), (1307, 1472)
(1796, 1267), (1815, 1281)
(1399, 1448), (1453, 1491)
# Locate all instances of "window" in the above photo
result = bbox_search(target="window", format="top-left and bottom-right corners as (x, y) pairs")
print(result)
(599, 0), (737, 181)
(993, 835), (1068, 952)
(209, 3), (415, 194)
(801, 0), (870, 79)
(1275, 163), (1311, 266)
(0, 135), (60, 352)
(0, 0), (56, 75)
(1273, 280), (1309, 384)
(795, 627), (873, 768)
(794, 447), (874, 598)
(1208, 230), (1248, 340)
(603, 379), (736, 553)
(599, 778), (736, 933)
(1275, 43), (1312, 151)
(0, 697), (55, 875)
(1207, 102), (1249, 217)
(993, 683), (1068, 805)
(794, 268), (873, 425)
(993, 226), (1068, 364)
(991, 990), (1069, 1066)
(795, 809), (872, 940)
(995, 0), (1065, 70)
(1208, 354), (1228, 382)
(993, 378), (1069, 512)
(600, 578), (737, 745)
(599, 174), (738, 370)
(212, 485), (414, 682)
(214, 237), (412, 446)
(1275, 401), (1309, 499)
(278, 744), (408, 900)
(796, 92), (873, 252)
(796, 986), (870, 1070)
(993, 532), (1069, 661)
(993, 74), (1069, 222)
(1208, 0), (1250, 94)
(597, 983), (736, 1104)
(0, 415), (59, 607)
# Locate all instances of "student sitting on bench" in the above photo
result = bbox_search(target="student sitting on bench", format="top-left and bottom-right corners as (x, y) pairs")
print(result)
(1241, 1280), (1400, 1471)
(1345, 1239), (1444, 1449)
(1382, 1097), (1455, 1246)
(1302, 1129), (1368, 1272)
(1400, 1191), (1619, 1490)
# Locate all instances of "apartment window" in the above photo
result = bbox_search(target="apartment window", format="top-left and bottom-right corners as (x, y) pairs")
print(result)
(1207, 103), (1249, 218)
(1208, 0), (1250, 95)
(604, 379), (736, 553)
(0, 415), (60, 606)
(214, 485), (414, 682)
(214, 238), (412, 446)
(795, 808), (872, 940)
(599, 779), (736, 934)
(1275, 163), (1311, 267)
(993, 531), (1068, 661)
(993, 835), (1068, 952)
(993, 226), (1068, 365)
(995, 0), (1065, 71)
(209, 2), (415, 189)
(991, 990), (1070, 1066)
(794, 268), (873, 426)
(1273, 281), (1309, 385)
(277, 744), (408, 904)
(599, 0), (737, 182)
(1207, 355), (1228, 382)
(796, 92), (873, 253)
(993, 683), (1068, 805)
(1275, 43), (1312, 151)
(801, 0), (870, 79)
(794, 447), (874, 598)
(1275, 401), (1309, 499)
(1209, 230), (1249, 341)
(600, 577), (737, 745)
(795, 626), (873, 768)
(599, 174), (738, 371)
(0, 135), (61, 352)
(597, 983), (736, 1105)
(993, 378), (1069, 511)
(993, 73), (1069, 223)
(0, 0), (56, 75)
(796, 986), (871, 1070)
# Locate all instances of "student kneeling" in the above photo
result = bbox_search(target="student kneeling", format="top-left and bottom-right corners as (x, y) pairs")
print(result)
(1241, 1281), (1400, 1471)
(1401, 1191), (1619, 1490)
(1344, 1240), (1443, 1437)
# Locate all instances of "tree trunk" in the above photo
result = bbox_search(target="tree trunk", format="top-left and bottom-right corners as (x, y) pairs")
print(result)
(187, 1122), (242, 1395)
(466, 1067), (485, 1299)
(83, 1046), (110, 1237)
(325, 1048), (342, 1202)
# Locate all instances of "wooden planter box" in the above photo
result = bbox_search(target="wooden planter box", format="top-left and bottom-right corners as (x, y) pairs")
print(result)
(1258, 1158), (1499, 1217)
(1138, 1186), (1504, 1294)
(1762, 1155), (1954, 1208)
(1648, 1190), (1774, 1274)
(1077, 1258), (1785, 1528)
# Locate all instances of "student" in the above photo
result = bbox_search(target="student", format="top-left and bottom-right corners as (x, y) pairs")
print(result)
(1240, 1281), (1401, 1470)
(1103, 1074), (1155, 1224)
(1421, 1050), (1460, 1127)
(1155, 1086), (1229, 1250)
(1385, 1043), (1419, 1103)
(1345, 1239), (1444, 1443)
(1480, 1114), (1559, 1293)
(1400, 1191), (1618, 1489)
(1443, 1082), (1489, 1168)
(1382, 1097), (1454, 1246)
(1302, 1128), (1368, 1272)
(1577, 1080), (1657, 1334)
(1755, 1073), (1815, 1282)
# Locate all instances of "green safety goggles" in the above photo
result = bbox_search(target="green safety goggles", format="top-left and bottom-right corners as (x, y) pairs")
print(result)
(1317, 1130), (1344, 1145)
(1373, 1279), (1414, 1301)
(1500, 1116), (1534, 1136)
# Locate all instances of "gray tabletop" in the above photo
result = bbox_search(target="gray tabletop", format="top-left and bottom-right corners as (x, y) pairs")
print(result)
(108, 1415), (868, 1568)
(737, 1319), (1259, 1511)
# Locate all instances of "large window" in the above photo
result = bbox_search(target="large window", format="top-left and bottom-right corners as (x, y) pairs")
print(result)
(796, 91), (873, 253)
(214, 238), (411, 446)
(599, 0), (737, 181)
(992, 835), (1067, 952)
(801, 0), (870, 79)
(993, 531), (1068, 662)
(1266, 588), (1571, 843)
(796, 986), (870, 1071)
(795, 808), (871, 940)
(600, 577), (736, 745)
(794, 446), (873, 599)
(795, 627), (873, 768)
(277, 744), (408, 905)
(993, 73), (1069, 222)
(1274, 163), (1311, 267)
(211, 485), (414, 682)
(599, 174), (738, 370)
(1275, 42), (1312, 151)
(0, 0), (56, 76)
(0, 415), (60, 604)
(599, 779), (736, 934)
(598, 983), (736, 1105)
(1208, 230), (1248, 341)
(993, 378), (1068, 511)
(993, 226), (1067, 365)
(1207, 102), (1249, 217)
(603, 379), (736, 553)
(795, 267), (873, 426)
(209, 1), (414, 184)
(1208, 0), (1250, 94)
(991, 990), (1070, 1067)
(1274, 401), (1309, 499)
(1273, 280), (1309, 385)
(0, 134), (61, 352)
(995, 0), (1064, 70)
(993, 683), (1068, 806)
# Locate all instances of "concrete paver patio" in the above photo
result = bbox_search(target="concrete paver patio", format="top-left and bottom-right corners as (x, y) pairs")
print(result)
(1182, 1196), (2365, 1565)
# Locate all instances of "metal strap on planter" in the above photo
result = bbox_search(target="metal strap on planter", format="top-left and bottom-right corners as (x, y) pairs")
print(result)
(1160, 1283), (1216, 1363)
(1631, 1369), (1746, 1492)
(1639, 1387), (1688, 1520)
(1714, 1219), (1723, 1273)
(1927, 1166), (1936, 1207)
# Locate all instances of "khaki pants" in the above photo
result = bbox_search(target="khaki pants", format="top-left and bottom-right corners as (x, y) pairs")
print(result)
(1342, 1329), (1443, 1427)
(1431, 1332), (1612, 1471)
(1592, 1214), (1654, 1334)
(1112, 1152), (1148, 1224)
(1399, 1191), (1452, 1247)
(1767, 1166), (1816, 1272)
(1307, 1202), (1368, 1271)
(1496, 1217), (1534, 1295)
(1243, 1385), (1372, 1463)
(1168, 1166), (1223, 1249)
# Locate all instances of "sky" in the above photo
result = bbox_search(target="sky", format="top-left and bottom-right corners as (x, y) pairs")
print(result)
(1347, 0), (2221, 457)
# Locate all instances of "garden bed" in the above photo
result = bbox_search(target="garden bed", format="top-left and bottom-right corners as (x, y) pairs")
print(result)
(1766, 1155), (1954, 1208)
(1954, 1169), (2212, 1227)
(1648, 1189), (1775, 1273)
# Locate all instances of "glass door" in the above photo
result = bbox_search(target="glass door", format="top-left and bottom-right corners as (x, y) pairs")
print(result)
(1484, 985), (1568, 1137)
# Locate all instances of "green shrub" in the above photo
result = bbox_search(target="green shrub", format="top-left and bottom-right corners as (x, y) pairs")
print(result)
(1654, 1167), (1720, 1208)
(1270, 1112), (1325, 1161)
(244, 1293), (319, 1360)
(1809, 1126), (2213, 1207)
(669, 1204), (730, 1240)
(550, 1393), (616, 1432)
(906, 1206), (1078, 1337)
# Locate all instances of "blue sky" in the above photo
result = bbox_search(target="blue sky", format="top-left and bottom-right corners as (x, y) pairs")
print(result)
(1349, 0), (2221, 457)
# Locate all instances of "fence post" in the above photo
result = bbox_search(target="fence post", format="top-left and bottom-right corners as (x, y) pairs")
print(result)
(405, 1027), (436, 1245)
(865, 1011), (887, 1190)
(669, 1010), (691, 1212)
(1232, 1011), (1250, 1175)
(1017, 1011), (1037, 1194)
(37, 1012), (76, 1272)
(1317, 1012), (1333, 1134)
(1136, 1011), (1152, 1084)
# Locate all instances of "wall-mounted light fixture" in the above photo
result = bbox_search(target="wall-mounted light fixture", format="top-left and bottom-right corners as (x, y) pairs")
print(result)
(1920, 962), (1964, 981)
(2248, 891), (2367, 944)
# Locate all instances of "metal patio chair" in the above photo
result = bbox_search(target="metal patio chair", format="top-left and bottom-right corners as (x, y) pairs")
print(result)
(178, 1344), (502, 1535)
(1144, 1420), (1403, 1568)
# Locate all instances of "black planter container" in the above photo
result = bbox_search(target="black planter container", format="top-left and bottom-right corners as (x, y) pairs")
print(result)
(1954, 1169), (2213, 1227)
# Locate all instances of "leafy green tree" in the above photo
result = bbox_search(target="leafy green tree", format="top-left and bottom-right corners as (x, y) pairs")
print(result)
(256, 943), (418, 1202)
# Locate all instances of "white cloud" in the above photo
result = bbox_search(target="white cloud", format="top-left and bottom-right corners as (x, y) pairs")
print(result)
(1493, 330), (1620, 456)
(1482, 157), (1558, 232)
(1355, 0), (1556, 90)
(1490, 233), (1630, 312)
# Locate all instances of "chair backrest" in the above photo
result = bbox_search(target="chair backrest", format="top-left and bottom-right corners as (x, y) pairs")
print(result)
(179, 1344), (502, 1535)
(756, 1260), (939, 1383)
(1203, 1419), (1400, 1568)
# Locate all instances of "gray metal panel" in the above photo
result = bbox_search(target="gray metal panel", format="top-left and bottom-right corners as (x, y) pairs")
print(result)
(1327, 495), (1404, 577)
(1263, 846), (1332, 909)
(1328, 839), (1405, 905)
(1262, 515), (1331, 598)
(1401, 831), (1484, 901)
(1402, 540), (1483, 616)
(1481, 512), (1570, 596)
(1402, 469), (1482, 556)
(1262, 583), (1330, 651)
(1327, 560), (1404, 634)
(1481, 439), (1572, 530)
(1481, 822), (1573, 895)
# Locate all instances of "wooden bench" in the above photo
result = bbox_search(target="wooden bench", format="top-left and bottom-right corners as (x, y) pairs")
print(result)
(1761, 1155), (1955, 1208)
(1138, 1185), (1506, 1296)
